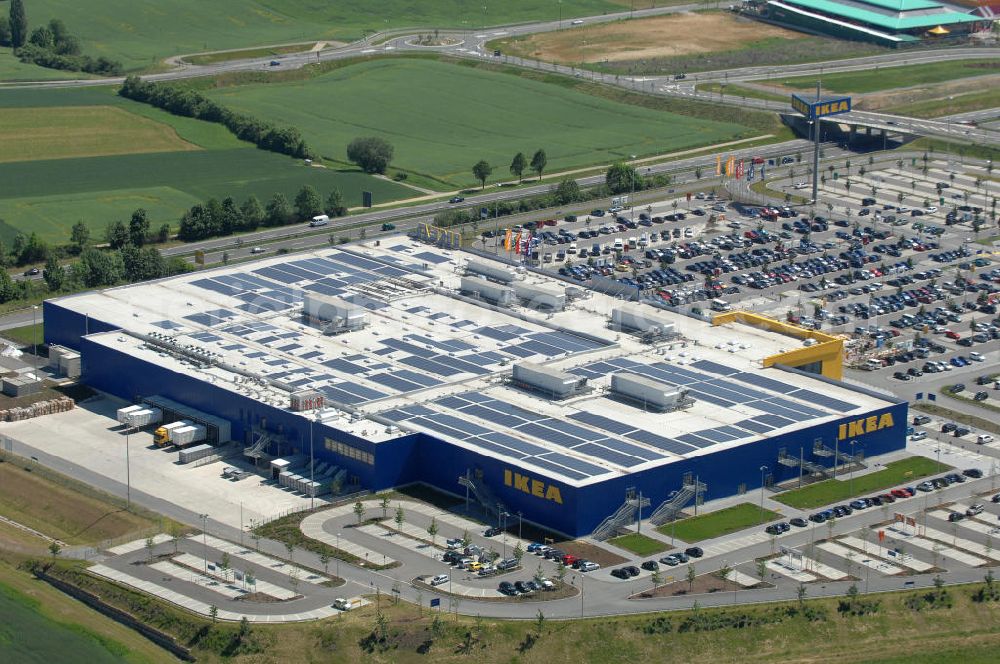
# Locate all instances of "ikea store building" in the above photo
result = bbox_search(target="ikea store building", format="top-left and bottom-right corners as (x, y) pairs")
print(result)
(45, 239), (907, 537)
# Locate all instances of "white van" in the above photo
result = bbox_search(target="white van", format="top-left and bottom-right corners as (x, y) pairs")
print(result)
(430, 574), (450, 586)
(613, 238), (624, 251)
(710, 299), (731, 312)
(569, 242), (578, 252)
(309, 214), (330, 227)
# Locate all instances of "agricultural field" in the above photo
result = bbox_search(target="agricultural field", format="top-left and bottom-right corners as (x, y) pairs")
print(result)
(491, 11), (886, 75)
(13, 0), (633, 72)
(0, 47), (96, 81)
(0, 86), (412, 245)
(206, 58), (750, 188)
(0, 106), (198, 163)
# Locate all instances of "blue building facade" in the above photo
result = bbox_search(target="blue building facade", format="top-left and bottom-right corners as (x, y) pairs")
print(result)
(48, 298), (908, 538)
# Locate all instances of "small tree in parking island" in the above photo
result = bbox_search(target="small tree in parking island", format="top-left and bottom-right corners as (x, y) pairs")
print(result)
(513, 542), (524, 566)
(472, 160), (493, 189)
(688, 564), (697, 593)
(427, 517), (439, 546)
(379, 494), (391, 520)
(353, 501), (366, 525)
(347, 136), (394, 174)
(395, 505), (405, 532)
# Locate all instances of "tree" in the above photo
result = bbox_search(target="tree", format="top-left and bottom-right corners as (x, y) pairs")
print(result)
(220, 552), (231, 580)
(530, 149), (547, 181)
(0, 17), (11, 48)
(755, 559), (767, 585)
(49, 541), (61, 561)
(688, 564), (697, 593)
(0, 271), (14, 304)
(394, 505), (405, 531)
(346, 136), (394, 174)
(379, 494), (391, 520)
(209, 605), (218, 623)
(295, 185), (323, 219)
(461, 529), (472, 550)
(797, 582), (807, 609)
(718, 562), (732, 584)
(427, 517), (439, 546)
(169, 522), (182, 553)
(157, 223), (171, 243)
(510, 152), (527, 183)
(285, 540), (294, 563)
(29, 26), (54, 49)
(9, 0), (27, 49)
(106, 220), (130, 250)
(325, 189), (347, 217)
(353, 501), (365, 525)
(69, 221), (90, 253)
(240, 195), (264, 231)
(513, 542), (524, 566)
(43, 256), (65, 292)
(129, 209), (150, 247)
(606, 162), (642, 195)
(552, 178), (581, 205)
(534, 609), (545, 637)
(694, 166), (703, 180)
(555, 560), (567, 584)
(266, 192), (291, 226)
(472, 160), (492, 189)
(320, 550), (331, 575)
(650, 568), (662, 593)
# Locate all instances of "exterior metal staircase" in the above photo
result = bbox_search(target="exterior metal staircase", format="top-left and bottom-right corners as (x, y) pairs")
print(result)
(649, 475), (707, 526)
(458, 469), (504, 520)
(592, 488), (651, 541)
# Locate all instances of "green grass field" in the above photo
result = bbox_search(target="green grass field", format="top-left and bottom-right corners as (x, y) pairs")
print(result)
(607, 532), (669, 556)
(0, 86), (411, 244)
(774, 457), (947, 510)
(207, 58), (748, 187)
(696, 83), (788, 103)
(17, 0), (628, 72)
(662, 503), (782, 543)
(0, 323), (44, 348)
(887, 88), (1000, 119)
(776, 59), (1000, 94)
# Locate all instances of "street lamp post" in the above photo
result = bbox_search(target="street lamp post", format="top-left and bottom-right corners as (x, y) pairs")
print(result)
(336, 532), (341, 577)
(517, 511), (523, 541)
(759, 466), (768, 524)
(31, 305), (39, 371)
(125, 426), (132, 511)
(199, 513), (209, 573)
(849, 440), (857, 497)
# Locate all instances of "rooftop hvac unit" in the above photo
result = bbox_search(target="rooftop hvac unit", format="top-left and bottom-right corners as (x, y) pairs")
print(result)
(303, 292), (368, 331)
(611, 304), (677, 336)
(511, 362), (587, 399)
(512, 282), (566, 311)
(610, 372), (692, 412)
(466, 260), (515, 284)
(460, 276), (515, 307)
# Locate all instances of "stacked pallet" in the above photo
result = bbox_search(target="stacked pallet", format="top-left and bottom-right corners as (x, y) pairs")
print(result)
(0, 397), (74, 422)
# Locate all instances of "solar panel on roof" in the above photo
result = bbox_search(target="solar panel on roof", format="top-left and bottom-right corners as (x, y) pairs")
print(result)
(624, 429), (695, 453)
(456, 403), (529, 426)
(736, 419), (773, 434)
(536, 452), (606, 476)
(676, 433), (714, 448)
(428, 413), (493, 438)
(481, 431), (548, 457)
(543, 419), (606, 442)
(399, 355), (461, 377)
(596, 437), (662, 460)
(394, 369), (441, 388)
(691, 359), (738, 375)
(435, 395), (470, 410)
(732, 372), (795, 393)
(521, 456), (590, 480)
(685, 390), (735, 408)
(516, 422), (581, 447)
(768, 397), (824, 418)
(368, 373), (423, 392)
(568, 411), (637, 436)
(515, 340), (565, 357)
(788, 389), (857, 413)
(475, 327), (520, 342)
(503, 345), (536, 359)
(753, 413), (796, 428)
(413, 251), (450, 264)
(572, 442), (641, 467)
(696, 428), (736, 443)
(409, 416), (471, 440)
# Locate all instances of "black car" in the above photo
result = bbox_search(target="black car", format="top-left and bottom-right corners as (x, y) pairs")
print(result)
(964, 468), (984, 479)
(942, 422), (958, 433)
(484, 527), (502, 537)
(789, 517), (808, 528)
(641, 560), (659, 572)
(449, 196), (465, 204)
(948, 512), (965, 522)
(498, 581), (517, 595)
(514, 581), (532, 594)
(611, 568), (631, 579)
(809, 513), (827, 523)
(23, 267), (40, 276)
(624, 566), (640, 577)
(685, 546), (704, 558)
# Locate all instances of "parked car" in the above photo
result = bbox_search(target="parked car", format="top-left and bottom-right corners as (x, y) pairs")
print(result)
(685, 546), (704, 558)
(641, 560), (660, 572)
(483, 526), (502, 537)
(659, 554), (680, 566)
(430, 574), (449, 586)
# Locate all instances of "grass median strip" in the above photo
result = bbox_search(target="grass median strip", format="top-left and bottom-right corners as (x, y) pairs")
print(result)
(773, 457), (945, 511)
(661, 502), (782, 543)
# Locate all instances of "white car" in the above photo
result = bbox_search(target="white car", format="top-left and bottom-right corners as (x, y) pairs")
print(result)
(969, 352), (984, 362)
(430, 574), (450, 586)
(250, 246), (266, 254)
(609, 206), (624, 214)
(924, 206), (938, 213)
(579, 561), (600, 572)
(793, 182), (809, 189)
(571, 19), (584, 25)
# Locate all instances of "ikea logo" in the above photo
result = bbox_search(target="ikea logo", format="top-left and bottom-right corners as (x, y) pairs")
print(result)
(838, 412), (894, 441)
(815, 99), (850, 117)
(504, 469), (563, 504)
(791, 95), (811, 117)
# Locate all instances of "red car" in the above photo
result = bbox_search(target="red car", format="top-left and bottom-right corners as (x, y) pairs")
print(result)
(945, 330), (961, 340)
(891, 489), (909, 499)
(561, 554), (578, 567)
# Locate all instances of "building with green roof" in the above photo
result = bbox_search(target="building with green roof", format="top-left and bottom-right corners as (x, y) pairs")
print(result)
(751, 0), (988, 46)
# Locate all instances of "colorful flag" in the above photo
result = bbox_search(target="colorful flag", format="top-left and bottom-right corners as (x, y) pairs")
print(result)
(504, 229), (513, 251)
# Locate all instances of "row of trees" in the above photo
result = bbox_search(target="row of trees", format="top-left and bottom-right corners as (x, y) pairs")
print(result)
(471, 149), (548, 189)
(1, 5), (122, 75)
(178, 186), (346, 242)
(119, 77), (313, 160)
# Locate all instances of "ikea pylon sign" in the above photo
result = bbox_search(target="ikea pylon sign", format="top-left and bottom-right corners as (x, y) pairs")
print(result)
(791, 94), (852, 120)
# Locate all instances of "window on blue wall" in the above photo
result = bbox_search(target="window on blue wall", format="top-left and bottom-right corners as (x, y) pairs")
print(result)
(324, 437), (374, 465)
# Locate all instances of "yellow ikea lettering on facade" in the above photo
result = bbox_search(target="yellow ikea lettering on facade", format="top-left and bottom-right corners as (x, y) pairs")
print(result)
(504, 469), (563, 504)
(838, 412), (893, 440)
